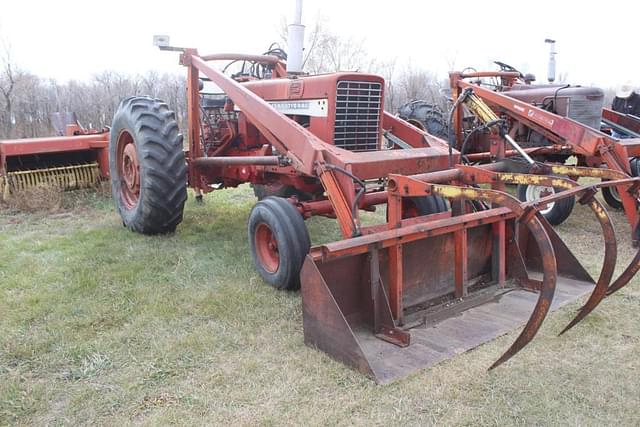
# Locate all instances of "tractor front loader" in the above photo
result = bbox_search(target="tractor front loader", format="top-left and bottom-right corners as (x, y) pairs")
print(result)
(108, 36), (640, 383)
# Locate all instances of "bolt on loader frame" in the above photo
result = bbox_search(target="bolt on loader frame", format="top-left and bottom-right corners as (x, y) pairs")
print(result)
(109, 47), (640, 383)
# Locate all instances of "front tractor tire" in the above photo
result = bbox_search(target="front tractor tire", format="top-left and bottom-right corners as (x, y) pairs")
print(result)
(248, 197), (311, 290)
(252, 183), (312, 201)
(109, 96), (187, 234)
(405, 195), (449, 217)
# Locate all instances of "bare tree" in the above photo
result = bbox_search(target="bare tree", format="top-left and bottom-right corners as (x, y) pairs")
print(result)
(444, 49), (458, 73)
(305, 25), (369, 73)
(279, 15), (370, 74)
(373, 58), (398, 112)
(0, 38), (23, 138)
(278, 15), (447, 113)
(0, 66), (188, 139)
(396, 67), (444, 106)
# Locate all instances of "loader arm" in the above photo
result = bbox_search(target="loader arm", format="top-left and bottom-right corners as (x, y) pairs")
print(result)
(183, 50), (367, 237)
(456, 80), (636, 169)
(186, 52), (344, 175)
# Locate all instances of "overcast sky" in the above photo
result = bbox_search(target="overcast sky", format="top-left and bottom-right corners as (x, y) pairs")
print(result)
(1, 0), (636, 88)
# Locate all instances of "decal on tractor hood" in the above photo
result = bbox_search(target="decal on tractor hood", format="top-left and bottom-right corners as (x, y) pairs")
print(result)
(235, 99), (328, 117)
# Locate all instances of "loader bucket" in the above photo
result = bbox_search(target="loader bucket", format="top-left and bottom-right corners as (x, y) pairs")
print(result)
(300, 171), (640, 383)
(301, 217), (594, 383)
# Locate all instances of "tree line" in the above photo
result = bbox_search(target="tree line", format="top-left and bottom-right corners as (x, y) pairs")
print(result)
(0, 67), (447, 141)
(0, 64), (187, 139)
(0, 21), (448, 140)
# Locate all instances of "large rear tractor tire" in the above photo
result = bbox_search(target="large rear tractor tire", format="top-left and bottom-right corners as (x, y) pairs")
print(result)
(516, 181), (574, 226)
(397, 100), (448, 139)
(248, 197), (311, 290)
(109, 96), (187, 234)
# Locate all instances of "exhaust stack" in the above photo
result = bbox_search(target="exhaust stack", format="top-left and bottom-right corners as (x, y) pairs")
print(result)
(545, 38), (556, 83)
(287, 0), (305, 74)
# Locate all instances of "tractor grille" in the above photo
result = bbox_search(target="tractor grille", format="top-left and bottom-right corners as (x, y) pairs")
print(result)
(568, 98), (603, 130)
(334, 80), (382, 152)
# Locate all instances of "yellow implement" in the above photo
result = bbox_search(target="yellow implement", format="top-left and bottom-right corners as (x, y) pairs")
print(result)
(1, 163), (101, 200)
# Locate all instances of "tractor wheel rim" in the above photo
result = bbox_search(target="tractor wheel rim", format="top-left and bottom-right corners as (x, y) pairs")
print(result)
(117, 130), (140, 209)
(406, 119), (426, 131)
(609, 186), (621, 202)
(255, 223), (279, 273)
(525, 185), (555, 215)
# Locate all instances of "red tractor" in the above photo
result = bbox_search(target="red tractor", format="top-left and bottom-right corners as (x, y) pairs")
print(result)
(107, 29), (640, 382)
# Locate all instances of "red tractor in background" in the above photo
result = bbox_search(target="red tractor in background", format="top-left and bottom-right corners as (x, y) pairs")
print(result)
(400, 61), (640, 232)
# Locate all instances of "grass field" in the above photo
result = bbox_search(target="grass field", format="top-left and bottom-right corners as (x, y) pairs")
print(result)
(1, 187), (639, 426)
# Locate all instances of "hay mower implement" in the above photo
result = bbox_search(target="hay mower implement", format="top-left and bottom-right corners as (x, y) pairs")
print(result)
(107, 28), (640, 381)
(0, 113), (109, 200)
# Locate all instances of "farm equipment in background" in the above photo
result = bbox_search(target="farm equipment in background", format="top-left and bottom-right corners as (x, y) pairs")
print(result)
(601, 107), (640, 138)
(0, 113), (109, 200)
(398, 57), (640, 234)
(107, 5), (640, 383)
(397, 100), (449, 139)
(439, 67), (640, 244)
(599, 108), (640, 209)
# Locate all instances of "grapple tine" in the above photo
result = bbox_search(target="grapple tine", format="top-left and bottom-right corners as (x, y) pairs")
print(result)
(489, 212), (556, 370)
(559, 198), (617, 335)
(605, 248), (640, 297)
(489, 172), (623, 335)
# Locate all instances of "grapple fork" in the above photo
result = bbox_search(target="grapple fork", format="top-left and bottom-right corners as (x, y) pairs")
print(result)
(301, 164), (640, 383)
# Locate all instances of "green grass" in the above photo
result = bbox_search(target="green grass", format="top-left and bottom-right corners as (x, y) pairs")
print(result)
(1, 186), (639, 426)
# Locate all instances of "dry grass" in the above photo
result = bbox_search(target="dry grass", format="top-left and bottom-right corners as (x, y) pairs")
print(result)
(1, 181), (111, 214)
(3, 185), (63, 213)
(0, 186), (638, 426)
